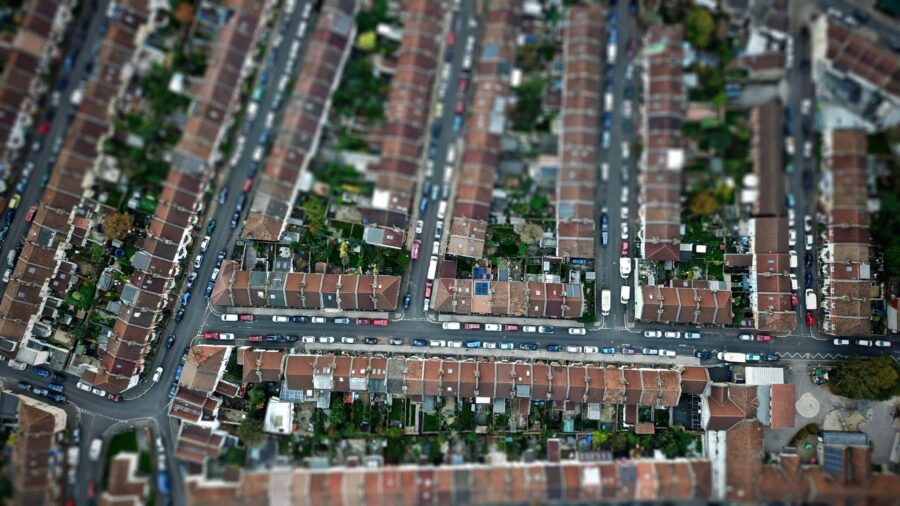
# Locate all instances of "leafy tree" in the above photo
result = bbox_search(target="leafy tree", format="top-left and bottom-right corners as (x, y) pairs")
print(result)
(302, 198), (327, 234)
(871, 192), (900, 279)
(830, 356), (900, 400)
(510, 79), (545, 132)
(248, 385), (267, 410)
(519, 222), (544, 245)
(689, 192), (718, 216)
(104, 211), (133, 240)
(357, 31), (377, 51)
(685, 7), (715, 49)
(237, 418), (264, 446)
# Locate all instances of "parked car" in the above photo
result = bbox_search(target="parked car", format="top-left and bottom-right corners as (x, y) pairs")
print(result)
(522, 325), (537, 333)
(239, 314), (255, 322)
(806, 311), (815, 326)
(545, 344), (561, 352)
(464, 323), (481, 330)
(373, 319), (389, 327)
(519, 342), (538, 351)
(411, 339), (427, 347)
(643, 330), (662, 338)
(684, 332), (701, 339)
(363, 337), (378, 345)
(568, 328), (586, 335)
(874, 340), (891, 347)
(738, 333), (754, 342)
(165, 335), (176, 348)
(334, 318), (350, 325)
(663, 331), (680, 339)
(538, 326), (555, 334)
(317, 336), (334, 344)
(621, 347), (636, 355)
(485, 324), (501, 332)
(641, 347), (658, 355)
(694, 350), (711, 360)
(311, 317), (326, 323)
(152, 367), (163, 383)
(291, 316), (309, 323)
(756, 334), (772, 342)
(833, 338), (850, 346)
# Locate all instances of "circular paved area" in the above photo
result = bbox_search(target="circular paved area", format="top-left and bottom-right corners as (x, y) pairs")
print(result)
(796, 392), (821, 419)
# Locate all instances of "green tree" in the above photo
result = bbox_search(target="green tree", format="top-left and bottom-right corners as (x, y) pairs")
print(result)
(103, 211), (133, 240)
(302, 198), (327, 234)
(357, 31), (377, 51)
(871, 192), (900, 279)
(830, 356), (900, 400)
(510, 79), (545, 132)
(248, 385), (267, 410)
(685, 7), (715, 49)
(237, 418), (264, 446)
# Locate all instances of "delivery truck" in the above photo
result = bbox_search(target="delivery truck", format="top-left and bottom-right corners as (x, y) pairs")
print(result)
(601, 289), (611, 316)
(717, 352), (747, 363)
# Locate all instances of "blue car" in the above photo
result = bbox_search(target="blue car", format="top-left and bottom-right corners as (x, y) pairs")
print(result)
(546, 344), (561, 352)
(403, 293), (411, 310)
(452, 115), (462, 133)
(33, 367), (51, 378)
(203, 281), (214, 299)
(411, 339), (427, 347)
(157, 472), (171, 497)
(181, 292), (191, 306)
(419, 197), (429, 214)
(601, 347), (616, 354)
(167, 382), (178, 399)
(464, 340), (481, 349)
(47, 393), (66, 403)
(47, 383), (64, 393)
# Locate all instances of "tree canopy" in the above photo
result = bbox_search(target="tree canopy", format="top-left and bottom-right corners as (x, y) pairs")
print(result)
(518, 222), (544, 245)
(829, 356), (900, 400)
(104, 211), (133, 240)
(685, 7), (715, 49)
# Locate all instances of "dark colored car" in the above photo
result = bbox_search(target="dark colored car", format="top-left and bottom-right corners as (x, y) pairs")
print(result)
(546, 344), (561, 352)
(206, 219), (217, 235)
(165, 335), (176, 349)
(621, 347), (636, 355)
(694, 350), (711, 360)
(175, 308), (185, 323)
(805, 272), (813, 289)
(48, 383), (65, 393)
(16, 381), (31, 392)
(52, 372), (66, 383)
(805, 252), (813, 268)
(411, 339), (427, 347)
(363, 337), (378, 345)
(47, 393), (66, 403)
(264, 334), (283, 342)
(403, 293), (411, 309)
(34, 367), (51, 378)
(284, 335), (299, 343)
(763, 353), (780, 362)
(518, 342), (537, 351)
(106, 393), (122, 402)
(291, 316), (308, 323)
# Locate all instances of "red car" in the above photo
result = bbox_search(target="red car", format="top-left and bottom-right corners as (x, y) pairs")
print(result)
(425, 281), (433, 298)
(504, 324), (519, 331)
(621, 240), (629, 257)
(458, 77), (468, 94)
(24, 204), (37, 222)
(791, 293), (799, 308)
(806, 311), (815, 326)
(411, 239), (421, 260)
(465, 323), (480, 330)
(242, 177), (253, 193)
(203, 331), (218, 340)
(447, 31), (456, 47)
(756, 334), (772, 342)
(355, 318), (370, 326)
(249, 335), (263, 342)
(239, 314), (255, 322)
(37, 120), (50, 135)
(373, 319), (388, 327)
(87, 481), (96, 500)
(455, 100), (464, 114)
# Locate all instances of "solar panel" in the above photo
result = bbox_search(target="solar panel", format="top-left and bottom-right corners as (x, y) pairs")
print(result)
(824, 446), (845, 477)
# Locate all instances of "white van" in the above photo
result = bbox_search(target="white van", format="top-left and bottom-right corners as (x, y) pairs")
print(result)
(442, 322), (461, 330)
(446, 146), (456, 165)
(437, 200), (448, 220)
(620, 286), (631, 304)
(221, 314), (239, 322)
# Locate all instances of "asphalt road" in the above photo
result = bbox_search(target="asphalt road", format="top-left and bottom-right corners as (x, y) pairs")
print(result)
(404, 2), (479, 320)
(0, 0), (111, 289)
(0, 1), (896, 505)
(596, 0), (638, 331)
